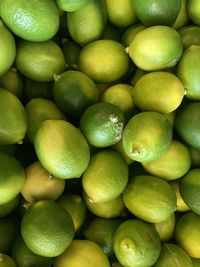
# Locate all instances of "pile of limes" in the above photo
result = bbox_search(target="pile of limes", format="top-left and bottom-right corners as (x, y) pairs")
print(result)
(0, 0), (200, 266)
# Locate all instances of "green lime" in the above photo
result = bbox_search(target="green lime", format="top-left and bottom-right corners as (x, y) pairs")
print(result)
(79, 39), (129, 83)
(0, 152), (25, 205)
(142, 140), (191, 180)
(188, 146), (200, 167)
(122, 111), (173, 162)
(133, 0), (181, 26)
(178, 25), (200, 49)
(16, 40), (65, 82)
(123, 175), (176, 223)
(163, 111), (176, 126)
(62, 41), (81, 70)
(25, 98), (65, 143)
(56, 0), (92, 11)
(80, 102), (125, 147)
(170, 180), (190, 212)
(34, 120), (90, 179)
(82, 150), (128, 203)
(53, 70), (99, 119)
(54, 239), (110, 267)
(105, 0), (137, 27)
(102, 23), (121, 42)
(154, 213), (175, 242)
(193, 258), (200, 267)
(0, 0), (59, 41)
(21, 200), (75, 257)
(173, 0), (189, 29)
(57, 193), (86, 231)
(0, 254), (17, 267)
(128, 26), (183, 71)
(188, 0), (200, 25)
(21, 161), (65, 203)
(0, 195), (19, 218)
(84, 218), (121, 259)
(83, 191), (125, 218)
(175, 211), (200, 258)
(12, 235), (53, 267)
(113, 219), (161, 267)
(121, 24), (146, 48)
(177, 45), (200, 100)
(175, 102), (200, 148)
(153, 243), (193, 267)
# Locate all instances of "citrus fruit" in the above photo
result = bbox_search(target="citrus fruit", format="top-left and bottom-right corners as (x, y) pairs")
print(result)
(113, 219), (161, 267)
(173, 0), (189, 29)
(133, 0), (181, 26)
(57, 193), (86, 231)
(53, 70), (99, 119)
(112, 139), (134, 165)
(177, 45), (200, 100)
(142, 140), (191, 180)
(80, 102), (125, 147)
(34, 120), (90, 179)
(82, 150), (128, 203)
(175, 102), (200, 148)
(102, 23), (121, 42)
(21, 200), (75, 257)
(178, 25), (200, 49)
(188, 0), (200, 25)
(62, 41), (81, 70)
(0, 195), (19, 218)
(21, 161), (65, 203)
(130, 68), (146, 86)
(175, 211), (200, 258)
(122, 111), (173, 162)
(133, 71), (185, 113)
(154, 213), (176, 242)
(56, 0), (92, 12)
(128, 25), (183, 71)
(79, 39), (129, 83)
(0, 88), (27, 145)
(170, 180), (190, 212)
(0, 0), (59, 41)
(16, 40), (65, 82)
(54, 239), (110, 267)
(153, 243), (193, 267)
(0, 254), (17, 267)
(193, 258), (200, 267)
(123, 175), (176, 223)
(105, 0), (137, 27)
(121, 24), (146, 48)
(188, 146), (200, 167)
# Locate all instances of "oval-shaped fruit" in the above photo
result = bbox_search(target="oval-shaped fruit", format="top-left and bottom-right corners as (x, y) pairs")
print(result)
(173, 0), (189, 29)
(56, 0), (92, 12)
(178, 25), (200, 49)
(0, 254), (17, 267)
(170, 180), (190, 212)
(154, 213), (176, 242)
(0, 0), (59, 42)
(0, 195), (19, 218)
(188, 0), (200, 25)
(34, 120), (90, 179)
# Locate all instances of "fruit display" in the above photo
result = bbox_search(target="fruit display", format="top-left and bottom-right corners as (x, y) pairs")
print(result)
(0, 0), (200, 266)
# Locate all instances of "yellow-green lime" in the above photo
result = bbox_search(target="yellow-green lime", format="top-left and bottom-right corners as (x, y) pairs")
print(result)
(113, 219), (161, 267)
(173, 0), (189, 29)
(128, 26), (183, 71)
(25, 98), (65, 143)
(21, 161), (65, 204)
(0, 88), (27, 145)
(34, 120), (90, 179)
(0, 195), (19, 218)
(123, 175), (176, 223)
(142, 140), (191, 180)
(83, 191), (125, 218)
(133, 71), (185, 113)
(133, 0), (181, 26)
(154, 213), (176, 242)
(54, 240), (110, 267)
(84, 218), (121, 259)
(0, 152), (25, 205)
(80, 102), (125, 147)
(177, 45), (200, 100)
(188, 0), (200, 25)
(178, 25), (200, 49)
(16, 40), (65, 82)
(82, 150), (128, 203)
(188, 146), (200, 167)
(57, 193), (86, 231)
(62, 41), (81, 70)
(112, 139), (134, 165)
(53, 70), (99, 119)
(163, 111), (176, 126)
(79, 40), (129, 83)
(105, 0), (137, 27)
(170, 180), (190, 212)
(67, 0), (107, 46)
(56, 0), (92, 12)
(175, 211), (200, 258)
(122, 111), (173, 162)
(121, 24), (145, 48)
(175, 102), (200, 148)
(153, 243), (193, 267)
(12, 235), (53, 267)
(0, 254), (17, 267)
(0, 0), (59, 41)
(21, 200), (75, 257)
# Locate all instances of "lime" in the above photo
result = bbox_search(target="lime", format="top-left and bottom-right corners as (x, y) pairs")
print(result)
(188, 146), (200, 167)
(79, 39), (129, 83)
(62, 41), (81, 70)
(123, 175), (176, 223)
(21, 200), (75, 257)
(54, 239), (110, 267)
(0, 0), (59, 41)
(0, 254), (17, 267)
(130, 68), (147, 86)
(173, 0), (189, 29)
(80, 102), (125, 147)
(82, 150), (128, 203)
(34, 120), (90, 179)
(56, 0), (92, 11)
(53, 70), (99, 119)
(102, 23), (121, 42)
(193, 258), (200, 267)
(170, 180), (190, 212)
(128, 26), (183, 71)
(154, 213), (175, 242)
(188, 0), (200, 25)
(178, 25), (200, 49)
(16, 40), (65, 82)
(0, 195), (19, 218)
(113, 219), (161, 267)
(122, 111), (173, 162)
(112, 139), (134, 165)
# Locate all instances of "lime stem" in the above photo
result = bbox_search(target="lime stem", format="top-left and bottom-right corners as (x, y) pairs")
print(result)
(125, 47), (129, 54)
(17, 139), (23, 145)
(48, 174), (54, 179)
(53, 74), (61, 82)
(109, 114), (118, 123)
(131, 148), (140, 156)
(23, 203), (31, 210)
